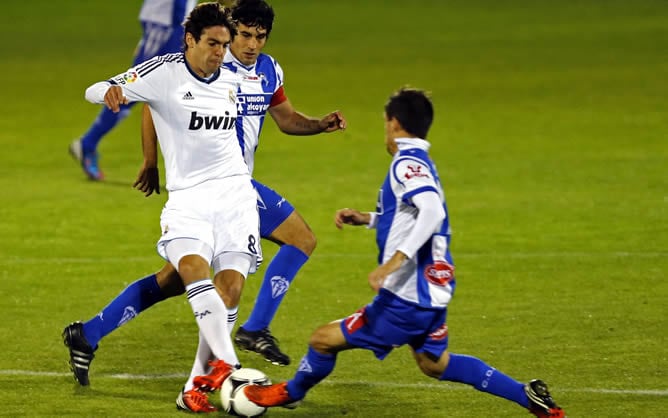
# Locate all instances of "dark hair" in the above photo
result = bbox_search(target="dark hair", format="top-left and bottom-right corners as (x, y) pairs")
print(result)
(183, 2), (237, 49)
(232, 0), (275, 37)
(384, 87), (434, 139)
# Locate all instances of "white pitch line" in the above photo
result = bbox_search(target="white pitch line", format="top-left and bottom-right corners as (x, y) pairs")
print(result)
(2, 370), (666, 396)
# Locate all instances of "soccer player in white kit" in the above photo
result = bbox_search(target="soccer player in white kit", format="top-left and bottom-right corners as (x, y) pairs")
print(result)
(244, 88), (566, 418)
(64, 0), (346, 412)
(69, 3), (258, 411)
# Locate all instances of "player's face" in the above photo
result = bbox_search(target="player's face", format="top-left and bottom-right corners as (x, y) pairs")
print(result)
(229, 24), (268, 66)
(186, 26), (231, 77)
(384, 113), (398, 155)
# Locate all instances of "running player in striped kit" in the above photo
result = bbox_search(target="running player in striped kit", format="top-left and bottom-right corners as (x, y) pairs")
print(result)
(244, 87), (566, 418)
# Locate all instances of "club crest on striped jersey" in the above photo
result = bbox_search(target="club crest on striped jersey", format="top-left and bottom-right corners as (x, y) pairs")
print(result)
(404, 164), (430, 180)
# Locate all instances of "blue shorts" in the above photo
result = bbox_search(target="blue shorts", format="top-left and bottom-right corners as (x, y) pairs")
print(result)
(340, 289), (449, 360)
(252, 179), (295, 238)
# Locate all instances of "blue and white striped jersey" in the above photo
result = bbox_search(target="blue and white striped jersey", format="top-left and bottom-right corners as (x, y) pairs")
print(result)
(222, 49), (285, 175)
(375, 138), (455, 309)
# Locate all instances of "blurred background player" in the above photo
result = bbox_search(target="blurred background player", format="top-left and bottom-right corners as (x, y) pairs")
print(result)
(68, 0), (197, 180)
(244, 87), (566, 418)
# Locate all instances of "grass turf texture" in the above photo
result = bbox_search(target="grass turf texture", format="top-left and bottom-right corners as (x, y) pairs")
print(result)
(1, 0), (666, 416)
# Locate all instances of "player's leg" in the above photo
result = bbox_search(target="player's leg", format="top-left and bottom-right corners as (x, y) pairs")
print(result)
(178, 253), (252, 412)
(186, 176), (260, 392)
(167, 240), (240, 368)
(62, 263), (182, 386)
(69, 103), (135, 180)
(236, 181), (314, 365)
(245, 320), (350, 408)
(412, 346), (565, 417)
(189, 253), (253, 392)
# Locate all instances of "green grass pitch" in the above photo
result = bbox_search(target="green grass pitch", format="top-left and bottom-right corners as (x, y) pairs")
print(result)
(1, 0), (666, 416)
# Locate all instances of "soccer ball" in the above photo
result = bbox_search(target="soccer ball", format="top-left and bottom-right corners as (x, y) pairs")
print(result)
(220, 368), (271, 417)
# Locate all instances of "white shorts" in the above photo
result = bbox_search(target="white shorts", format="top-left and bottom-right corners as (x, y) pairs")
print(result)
(157, 175), (261, 272)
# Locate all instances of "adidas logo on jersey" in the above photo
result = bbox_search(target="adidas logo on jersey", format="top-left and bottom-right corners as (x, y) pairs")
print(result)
(182, 91), (194, 100)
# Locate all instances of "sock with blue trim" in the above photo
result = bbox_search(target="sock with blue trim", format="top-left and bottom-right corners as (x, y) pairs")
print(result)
(186, 279), (238, 365)
(243, 245), (308, 331)
(286, 347), (336, 401)
(80, 104), (133, 152)
(82, 273), (165, 349)
(440, 353), (529, 407)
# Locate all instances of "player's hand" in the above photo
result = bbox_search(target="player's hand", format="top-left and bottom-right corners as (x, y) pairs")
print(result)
(368, 251), (407, 292)
(133, 164), (160, 197)
(103, 85), (129, 113)
(368, 264), (390, 292)
(319, 110), (346, 132)
(334, 208), (370, 229)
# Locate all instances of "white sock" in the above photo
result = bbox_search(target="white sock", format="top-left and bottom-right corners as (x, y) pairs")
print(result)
(227, 305), (239, 334)
(184, 331), (214, 391)
(185, 280), (239, 366)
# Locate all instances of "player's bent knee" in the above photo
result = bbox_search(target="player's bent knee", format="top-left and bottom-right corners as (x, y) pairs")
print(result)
(301, 231), (317, 255)
(415, 351), (448, 378)
(308, 322), (344, 354)
(177, 255), (211, 284)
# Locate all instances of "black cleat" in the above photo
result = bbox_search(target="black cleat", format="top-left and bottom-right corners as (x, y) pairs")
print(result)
(62, 321), (95, 386)
(525, 379), (566, 418)
(234, 327), (290, 366)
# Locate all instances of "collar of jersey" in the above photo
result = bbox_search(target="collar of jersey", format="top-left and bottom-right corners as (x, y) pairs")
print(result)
(224, 48), (257, 72)
(396, 137), (431, 151)
(183, 57), (221, 84)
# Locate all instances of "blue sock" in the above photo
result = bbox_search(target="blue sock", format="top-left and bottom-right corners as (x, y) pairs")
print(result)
(286, 347), (336, 400)
(440, 353), (529, 408)
(82, 274), (165, 349)
(80, 104), (133, 153)
(243, 245), (308, 331)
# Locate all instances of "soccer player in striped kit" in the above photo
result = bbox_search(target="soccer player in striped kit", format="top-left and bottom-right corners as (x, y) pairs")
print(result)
(69, 0), (197, 180)
(244, 88), (566, 418)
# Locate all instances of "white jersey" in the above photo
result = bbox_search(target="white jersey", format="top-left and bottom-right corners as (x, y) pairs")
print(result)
(222, 49), (285, 175)
(375, 138), (454, 309)
(139, 0), (197, 26)
(85, 53), (248, 191)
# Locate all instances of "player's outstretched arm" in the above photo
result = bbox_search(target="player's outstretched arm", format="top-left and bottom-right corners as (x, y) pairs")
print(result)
(85, 83), (129, 113)
(334, 208), (371, 229)
(268, 99), (346, 135)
